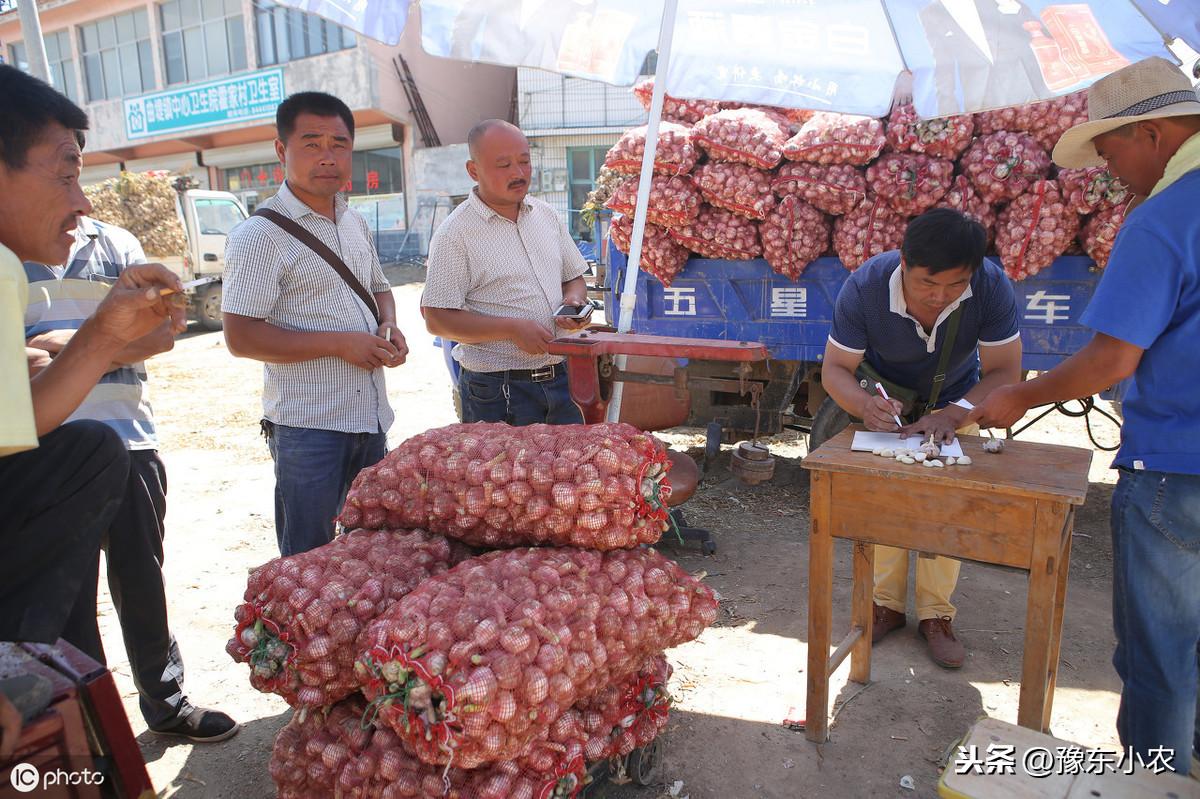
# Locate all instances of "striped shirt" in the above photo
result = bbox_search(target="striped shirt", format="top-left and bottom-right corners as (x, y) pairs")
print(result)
(421, 190), (589, 372)
(222, 181), (394, 434)
(24, 217), (158, 449)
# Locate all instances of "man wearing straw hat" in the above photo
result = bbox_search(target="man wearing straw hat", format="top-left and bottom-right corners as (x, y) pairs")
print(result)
(970, 57), (1200, 776)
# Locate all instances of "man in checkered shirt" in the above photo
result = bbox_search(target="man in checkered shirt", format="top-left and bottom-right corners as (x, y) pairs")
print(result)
(422, 119), (590, 425)
(223, 92), (408, 556)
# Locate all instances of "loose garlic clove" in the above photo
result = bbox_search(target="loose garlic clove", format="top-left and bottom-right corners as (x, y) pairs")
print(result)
(944, 457), (957, 466)
(872, 448), (882, 456)
(913, 452), (927, 462)
(929, 459), (944, 468)
(957, 455), (973, 466)
(880, 449), (895, 458)
(900, 456), (915, 464)
(923, 459), (936, 468)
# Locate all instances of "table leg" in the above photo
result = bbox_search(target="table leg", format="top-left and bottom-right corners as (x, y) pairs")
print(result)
(849, 542), (874, 684)
(1018, 501), (1069, 731)
(1042, 513), (1073, 731)
(806, 471), (834, 743)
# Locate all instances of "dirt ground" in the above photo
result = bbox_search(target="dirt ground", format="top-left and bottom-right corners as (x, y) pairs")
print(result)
(99, 271), (1130, 799)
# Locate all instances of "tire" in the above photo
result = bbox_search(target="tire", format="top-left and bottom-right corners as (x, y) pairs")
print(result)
(627, 737), (665, 786)
(196, 283), (223, 331)
(808, 396), (853, 453)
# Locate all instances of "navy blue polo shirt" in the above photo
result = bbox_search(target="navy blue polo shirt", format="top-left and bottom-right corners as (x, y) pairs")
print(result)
(1079, 168), (1200, 475)
(829, 251), (1019, 407)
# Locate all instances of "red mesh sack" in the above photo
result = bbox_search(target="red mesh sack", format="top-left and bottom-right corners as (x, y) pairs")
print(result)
(226, 529), (468, 709)
(771, 162), (866, 216)
(632, 78), (719, 125)
(866, 153), (954, 216)
(975, 91), (1088, 152)
(338, 657), (672, 798)
(1080, 204), (1128, 269)
(692, 108), (787, 169)
(269, 696), (374, 799)
(610, 215), (691, 287)
(668, 204), (762, 260)
(783, 113), (886, 166)
(1056, 167), (1129, 216)
(355, 547), (718, 769)
(885, 104), (974, 160)
(936, 175), (996, 242)
(606, 174), (701, 229)
(692, 162), (776, 221)
(995, 180), (1079, 280)
(760, 196), (832, 280)
(833, 197), (908, 270)
(339, 422), (673, 550)
(603, 123), (698, 177)
(960, 131), (1051, 204)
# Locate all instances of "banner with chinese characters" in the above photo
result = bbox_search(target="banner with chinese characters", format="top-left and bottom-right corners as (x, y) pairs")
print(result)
(124, 68), (286, 140)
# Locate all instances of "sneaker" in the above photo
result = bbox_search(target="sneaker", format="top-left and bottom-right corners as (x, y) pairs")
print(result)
(918, 616), (966, 669)
(150, 707), (240, 743)
(872, 603), (907, 644)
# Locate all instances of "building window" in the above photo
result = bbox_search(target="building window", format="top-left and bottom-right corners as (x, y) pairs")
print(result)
(566, 146), (609, 241)
(7, 41), (27, 71)
(254, 0), (355, 67)
(79, 10), (155, 101)
(160, 0), (247, 86)
(8, 33), (78, 101)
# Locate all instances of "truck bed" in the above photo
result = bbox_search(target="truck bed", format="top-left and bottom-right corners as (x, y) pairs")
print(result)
(607, 252), (1103, 372)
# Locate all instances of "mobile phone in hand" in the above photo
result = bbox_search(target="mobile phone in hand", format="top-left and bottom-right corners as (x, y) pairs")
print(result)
(554, 301), (594, 320)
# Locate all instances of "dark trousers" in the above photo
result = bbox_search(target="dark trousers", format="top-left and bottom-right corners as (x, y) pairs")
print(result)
(264, 421), (388, 556)
(0, 421), (127, 661)
(459, 366), (584, 426)
(82, 450), (188, 727)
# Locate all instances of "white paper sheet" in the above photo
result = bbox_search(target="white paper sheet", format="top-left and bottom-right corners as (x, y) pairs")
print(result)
(851, 431), (965, 458)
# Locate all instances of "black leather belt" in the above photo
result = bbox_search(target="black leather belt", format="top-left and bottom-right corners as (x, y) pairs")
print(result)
(469, 363), (561, 383)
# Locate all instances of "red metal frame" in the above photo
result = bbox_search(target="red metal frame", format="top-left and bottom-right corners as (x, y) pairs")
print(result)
(547, 331), (768, 424)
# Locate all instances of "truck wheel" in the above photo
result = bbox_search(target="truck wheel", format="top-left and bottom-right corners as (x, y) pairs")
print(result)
(809, 396), (853, 453)
(196, 283), (223, 331)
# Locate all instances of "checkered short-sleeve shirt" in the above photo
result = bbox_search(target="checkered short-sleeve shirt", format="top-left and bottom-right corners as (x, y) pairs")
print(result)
(222, 182), (394, 434)
(421, 190), (589, 372)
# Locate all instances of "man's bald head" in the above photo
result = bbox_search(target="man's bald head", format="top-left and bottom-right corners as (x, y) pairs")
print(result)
(466, 120), (532, 212)
(467, 119), (525, 160)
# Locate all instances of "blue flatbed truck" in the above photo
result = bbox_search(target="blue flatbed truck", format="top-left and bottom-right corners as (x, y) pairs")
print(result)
(604, 248), (1111, 444)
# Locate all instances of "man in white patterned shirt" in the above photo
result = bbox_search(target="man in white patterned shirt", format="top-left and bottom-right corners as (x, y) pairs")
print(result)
(422, 119), (589, 425)
(223, 92), (407, 556)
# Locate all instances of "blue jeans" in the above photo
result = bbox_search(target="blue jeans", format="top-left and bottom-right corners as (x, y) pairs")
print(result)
(264, 422), (387, 556)
(459, 367), (583, 426)
(1110, 467), (1200, 773)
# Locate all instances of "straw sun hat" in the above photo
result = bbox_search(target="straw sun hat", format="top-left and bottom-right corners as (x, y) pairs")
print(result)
(1053, 56), (1200, 168)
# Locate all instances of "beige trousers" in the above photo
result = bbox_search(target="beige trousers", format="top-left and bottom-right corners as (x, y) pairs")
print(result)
(872, 422), (980, 621)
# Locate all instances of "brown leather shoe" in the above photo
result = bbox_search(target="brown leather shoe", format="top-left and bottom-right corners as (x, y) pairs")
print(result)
(919, 616), (965, 669)
(871, 603), (906, 643)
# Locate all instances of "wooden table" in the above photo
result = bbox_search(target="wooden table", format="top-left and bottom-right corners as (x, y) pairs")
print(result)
(802, 428), (1092, 743)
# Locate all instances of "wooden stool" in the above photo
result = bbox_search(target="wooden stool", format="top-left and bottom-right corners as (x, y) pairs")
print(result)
(801, 428), (1092, 743)
(1, 641), (154, 798)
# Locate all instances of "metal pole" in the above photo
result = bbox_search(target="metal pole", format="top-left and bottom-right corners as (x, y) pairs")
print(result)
(16, 0), (51, 84)
(606, 0), (678, 423)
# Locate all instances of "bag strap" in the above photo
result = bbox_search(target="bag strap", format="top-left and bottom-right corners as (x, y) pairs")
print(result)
(253, 207), (381, 325)
(925, 304), (963, 412)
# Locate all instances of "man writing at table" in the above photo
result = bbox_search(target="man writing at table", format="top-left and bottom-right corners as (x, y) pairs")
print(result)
(970, 57), (1200, 776)
(821, 207), (1022, 668)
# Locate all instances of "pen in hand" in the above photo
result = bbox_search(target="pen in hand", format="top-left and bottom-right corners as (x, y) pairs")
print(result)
(874, 382), (905, 431)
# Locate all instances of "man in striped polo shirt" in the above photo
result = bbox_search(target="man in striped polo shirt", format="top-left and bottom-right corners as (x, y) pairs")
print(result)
(821, 208), (1023, 669)
(25, 216), (239, 742)
(422, 119), (590, 425)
